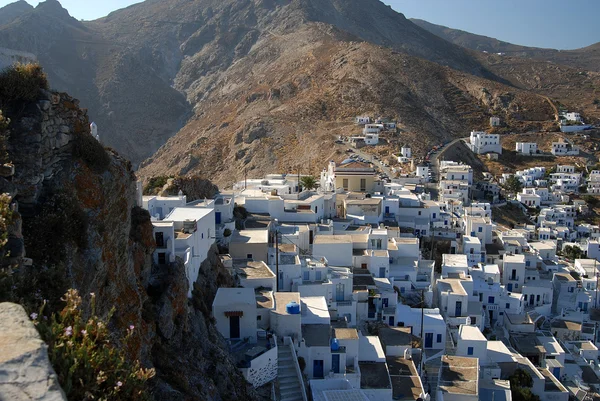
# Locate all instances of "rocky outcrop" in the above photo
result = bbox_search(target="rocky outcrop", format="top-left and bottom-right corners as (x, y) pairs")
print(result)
(0, 303), (66, 401)
(1, 88), (260, 400)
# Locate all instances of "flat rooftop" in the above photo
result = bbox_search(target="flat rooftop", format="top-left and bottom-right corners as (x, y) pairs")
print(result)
(443, 254), (468, 267)
(313, 235), (352, 244)
(164, 207), (213, 222)
(234, 260), (275, 279)
(378, 327), (419, 348)
(437, 278), (467, 296)
(550, 319), (581, 331)
(212, 287), (256, 307)
(273, 292), (300, 315)
(255, 290), (273, 309)
(358, 362), (391, 389)
(438, 356), (478, 396)
(334, 328), (359, 340)
(459, 325), (486, 341)
(301, 324), (330, 347)
(230, 229), (268, 244)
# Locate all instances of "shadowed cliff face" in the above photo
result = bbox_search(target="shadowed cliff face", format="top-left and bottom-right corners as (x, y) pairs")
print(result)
(0, 89), (259, 400)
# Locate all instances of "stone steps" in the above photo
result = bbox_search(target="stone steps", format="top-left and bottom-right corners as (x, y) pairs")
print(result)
(277, 345), (305, 401)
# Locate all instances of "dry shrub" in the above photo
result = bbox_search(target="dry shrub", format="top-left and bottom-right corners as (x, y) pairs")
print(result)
(0, 63), (49, 104)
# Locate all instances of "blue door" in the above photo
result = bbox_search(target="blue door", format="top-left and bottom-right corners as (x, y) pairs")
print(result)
(552, 367), (560, 378)
(425, 333), (433, 348)
(215, 212), (221, 224)
(455, 301), (462, 317)
(313, 360), (324, 379)
(507, 283), (513, 292)
(389, 316), (395, 326)
(379, 267), (386, 278)
(332, 355), (340, 374)
(385, 206), (390, 214)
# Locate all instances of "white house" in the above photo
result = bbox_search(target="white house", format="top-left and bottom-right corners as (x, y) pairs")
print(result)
(490, 116), (501, 127)
(588, 170), (600, 194)
(456, 325), (487, 360)
(364, 132), (379, 145)
(394, 305), (446, 350)
(516, 142), (538, 155)
(518, 188), (541, 208)
(152, 206), (216, 298)
(551, 142), (579, 156)
(212, 288), (258, 343)
(401, 146), (412, 159)
(469, 131), (502, 155)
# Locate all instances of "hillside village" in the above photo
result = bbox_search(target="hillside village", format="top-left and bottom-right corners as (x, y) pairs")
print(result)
(138, 116), (600, 401)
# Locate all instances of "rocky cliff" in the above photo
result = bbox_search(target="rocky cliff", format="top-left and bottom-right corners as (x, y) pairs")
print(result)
(0, 84), (259, 400)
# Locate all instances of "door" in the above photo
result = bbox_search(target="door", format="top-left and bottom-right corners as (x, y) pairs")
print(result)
(309, 230), (314, 245)
(158, 253), (166, 265)
(385, 206), (390, 214)
(215, 212), (221, 224)
(155, 232), (164, 247)
(379, 267), (386, 278)
(530, 296), (534, 306)
(425, 333), (433, 348)
(455, 301), (462, 317)
(552, 367), (560, 378)
(336, 283), (345, 302)
(389, 316), (395, 326)
(332, 355), (340, 374)
(313, 360), (324, 379)
(507, 283), (513, 292)
(229, 316), (240, 339)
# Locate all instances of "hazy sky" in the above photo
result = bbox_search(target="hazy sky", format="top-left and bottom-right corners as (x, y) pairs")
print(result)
(2, 0), (599, 50)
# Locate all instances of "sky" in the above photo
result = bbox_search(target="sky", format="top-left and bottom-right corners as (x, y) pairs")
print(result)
(1, 0), (599, 50)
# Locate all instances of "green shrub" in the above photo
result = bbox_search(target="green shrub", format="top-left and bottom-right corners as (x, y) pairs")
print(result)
(34, 289), (155, 400)
(72, 129), (110, 174)
(0, 63), (48, 104)
(223, 228), (232, 237)
(143, 176), (169, 195)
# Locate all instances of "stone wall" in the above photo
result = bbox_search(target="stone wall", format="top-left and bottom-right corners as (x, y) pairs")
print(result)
(0, 303), (66, 401)
(8, 90), (89, 213)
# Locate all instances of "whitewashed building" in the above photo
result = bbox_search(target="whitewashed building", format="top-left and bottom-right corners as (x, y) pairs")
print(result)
(469, 131), (502, 155)
(516, 142), (538, 155)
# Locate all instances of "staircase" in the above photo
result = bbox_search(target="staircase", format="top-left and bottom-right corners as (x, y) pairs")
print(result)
(277, 345), (304, 401)
(423, 356), (442, 401)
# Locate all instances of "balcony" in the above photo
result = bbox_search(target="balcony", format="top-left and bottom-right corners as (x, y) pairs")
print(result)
(335, 300), (353, 307)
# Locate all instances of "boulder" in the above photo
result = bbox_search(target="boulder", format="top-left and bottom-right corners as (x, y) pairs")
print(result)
(0, 303), (66, 401)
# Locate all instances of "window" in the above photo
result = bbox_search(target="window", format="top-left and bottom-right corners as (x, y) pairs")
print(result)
(247, 254), (253, 260)
(437, 334), (442, 343)
(488, 296), (495, 304)
(343, 179), (349, 191)
(433, 213), (437, 219)
(303, 271), (310, 281)
(505, 303), (510, 309)
(360, 178), (366, 192)
(257, 315), (262, 321)
(478, 227), (483, 233)
(418, 211), (422, 216)
(315, 271), (322, 281)
(467, 347), (474, 356)
(515, 284), (518, 288)
(524, 295), (528, 301)
(471, 317), (476, 324)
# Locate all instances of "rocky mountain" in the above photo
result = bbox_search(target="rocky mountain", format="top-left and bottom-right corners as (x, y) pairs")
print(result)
(1, 0), (598, 186)
(410, 18), (538, 54)
(412, 18), (600, 73)
(0, 0), (32, 26)
(0, 0), (496, 166)
(0, 79), (259, 400)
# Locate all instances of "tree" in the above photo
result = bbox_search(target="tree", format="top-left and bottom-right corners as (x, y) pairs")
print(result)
(300, 175), (319, 191)
(508, 369), (541, 401)
(504, 175), (523, 194)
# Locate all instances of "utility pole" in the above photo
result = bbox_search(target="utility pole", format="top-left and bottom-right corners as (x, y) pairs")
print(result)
(419, 288), (425, 376)
(594, 258), (599, 308)
(275, 229), (279, 292)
